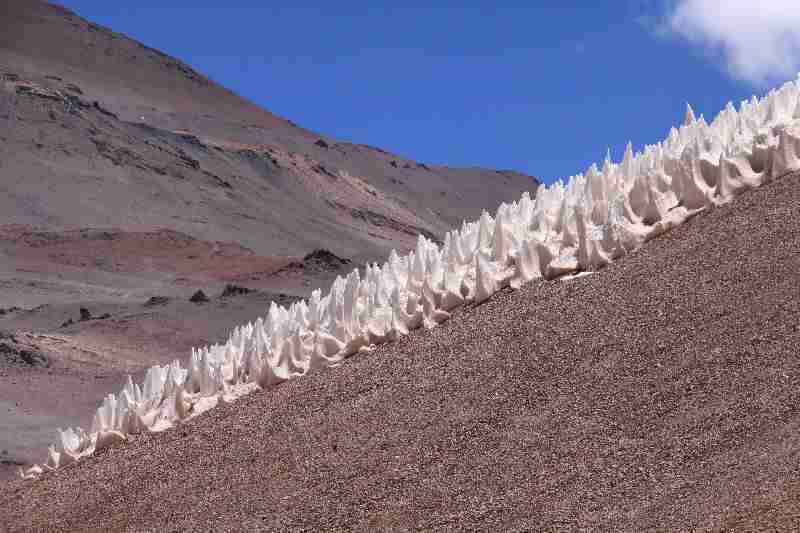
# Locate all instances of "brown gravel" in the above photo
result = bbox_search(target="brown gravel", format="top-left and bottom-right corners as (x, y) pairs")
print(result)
(2, 173), (800, 532)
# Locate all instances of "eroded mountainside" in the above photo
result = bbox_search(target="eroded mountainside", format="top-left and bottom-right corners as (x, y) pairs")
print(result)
(0, 0), (537, 265)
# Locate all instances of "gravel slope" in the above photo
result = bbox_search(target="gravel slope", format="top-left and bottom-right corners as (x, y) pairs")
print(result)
(2, 174), (799, 531)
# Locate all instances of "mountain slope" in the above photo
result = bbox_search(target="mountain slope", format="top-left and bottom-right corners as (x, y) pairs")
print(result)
(0, 0), (538, 264)
(3, 171), (797, 531)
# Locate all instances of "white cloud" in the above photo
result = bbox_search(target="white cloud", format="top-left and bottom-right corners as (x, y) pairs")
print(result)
(659, 0), (800, 86)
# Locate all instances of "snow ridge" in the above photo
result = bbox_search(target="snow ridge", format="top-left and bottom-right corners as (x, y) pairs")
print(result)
(20, 77), (800, 479)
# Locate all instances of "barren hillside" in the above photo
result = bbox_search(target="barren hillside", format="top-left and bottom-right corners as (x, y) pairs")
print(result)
(0, 0), (537, 265)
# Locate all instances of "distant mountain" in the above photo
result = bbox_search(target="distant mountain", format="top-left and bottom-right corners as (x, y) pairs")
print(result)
(0, 0), (538, 262)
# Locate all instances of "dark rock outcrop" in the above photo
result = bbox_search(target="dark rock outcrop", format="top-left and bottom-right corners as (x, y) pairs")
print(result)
(189, 290), (209, 303)
(0, 331), (49, 367)
(220, 284), (256, 298)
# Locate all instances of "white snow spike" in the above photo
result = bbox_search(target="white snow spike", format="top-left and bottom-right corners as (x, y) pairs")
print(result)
(22, 79), (800, 480)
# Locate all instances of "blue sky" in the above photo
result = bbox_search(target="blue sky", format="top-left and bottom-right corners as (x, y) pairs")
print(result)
(58, 1), (800, 184)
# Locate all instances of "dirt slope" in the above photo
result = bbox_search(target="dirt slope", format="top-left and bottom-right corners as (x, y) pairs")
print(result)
(2, 179), (797, 530)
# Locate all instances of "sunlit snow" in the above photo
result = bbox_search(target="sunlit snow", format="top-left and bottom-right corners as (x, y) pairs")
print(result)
(21, 76), (800, 479)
